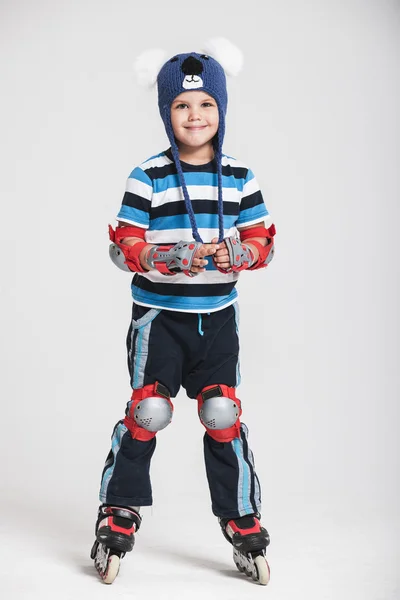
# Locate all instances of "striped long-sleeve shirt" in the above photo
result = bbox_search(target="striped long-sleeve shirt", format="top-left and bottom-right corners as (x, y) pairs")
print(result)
(116, 149), (272, 313)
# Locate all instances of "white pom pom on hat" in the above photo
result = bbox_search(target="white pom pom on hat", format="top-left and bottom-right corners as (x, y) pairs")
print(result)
(201, 38), (244, 76)
(134, 48), (168, 87)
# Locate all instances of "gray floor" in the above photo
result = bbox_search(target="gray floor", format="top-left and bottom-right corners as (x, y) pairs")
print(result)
(1, 500), (398, 600)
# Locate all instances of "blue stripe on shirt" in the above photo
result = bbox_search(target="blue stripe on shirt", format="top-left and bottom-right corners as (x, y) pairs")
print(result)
(117, 205), (150, 226)
(152, 172), (246, 194)
(237, 205), (269, 225)
(128, 167), (153, 186)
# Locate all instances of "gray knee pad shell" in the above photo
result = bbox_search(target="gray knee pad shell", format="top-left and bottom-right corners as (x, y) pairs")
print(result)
(200, 395), (240, 430)
(134, 396), (173, 432)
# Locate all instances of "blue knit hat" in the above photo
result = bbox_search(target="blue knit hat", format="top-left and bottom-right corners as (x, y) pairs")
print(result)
(157, 52), (228, 243)
(134, 39), (243, 243)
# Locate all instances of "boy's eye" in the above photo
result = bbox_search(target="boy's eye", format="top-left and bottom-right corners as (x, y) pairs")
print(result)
(202, 102), (213, 107)
(175, 103), (188, 109)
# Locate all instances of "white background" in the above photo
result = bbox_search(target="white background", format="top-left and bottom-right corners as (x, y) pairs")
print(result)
(1, 0), (399, 598)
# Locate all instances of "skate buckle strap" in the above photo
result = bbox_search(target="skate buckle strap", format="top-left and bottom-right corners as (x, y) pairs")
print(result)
(101, 506), (142, 531)
(201, 384), (223, 401)
(131, 381), (170, 401)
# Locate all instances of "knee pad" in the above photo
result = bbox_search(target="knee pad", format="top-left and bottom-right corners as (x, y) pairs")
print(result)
(124, 382), (173, 441)
(197, 384), (242, 443)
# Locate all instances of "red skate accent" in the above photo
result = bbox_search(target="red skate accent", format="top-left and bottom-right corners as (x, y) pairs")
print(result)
(101, 515), (134, 536)
(124, 382), (173, 441)
(102, 507), (139, 535)
(197, 384), (242, 443)
(109, 521), (135, 535)
(227, 518), (261, 536)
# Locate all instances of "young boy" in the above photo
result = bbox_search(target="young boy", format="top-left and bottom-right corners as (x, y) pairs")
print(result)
(91, 45), (276, 585)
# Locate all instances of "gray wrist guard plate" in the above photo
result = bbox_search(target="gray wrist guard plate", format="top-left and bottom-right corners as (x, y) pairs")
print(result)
(223, 237), (254, 272)
(147, 241), (202, 276)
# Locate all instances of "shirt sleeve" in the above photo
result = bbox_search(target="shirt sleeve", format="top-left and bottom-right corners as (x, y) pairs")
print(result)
(116, 166), (152, 229)
(236, 169), (273, 229)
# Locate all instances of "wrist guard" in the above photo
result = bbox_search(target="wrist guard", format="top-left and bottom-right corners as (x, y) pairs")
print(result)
(146, 241), (202, 277)
(108, 224), (148, 272)
(214, 237), (255, 273)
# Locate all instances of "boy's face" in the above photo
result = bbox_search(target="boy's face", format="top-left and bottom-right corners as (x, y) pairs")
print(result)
(170, 91), (219, 150)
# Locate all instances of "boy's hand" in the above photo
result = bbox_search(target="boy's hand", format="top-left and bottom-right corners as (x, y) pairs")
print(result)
(211, 237), (259, 271)
(211, 237), (231, 270)
(190, 243), (219, 274)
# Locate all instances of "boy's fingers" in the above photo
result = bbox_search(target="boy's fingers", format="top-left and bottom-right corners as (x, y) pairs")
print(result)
(192, 257), (208, 267)
(204, 244), (219, 255)
(215, 248), (229, 257)
(191, 265), (206, 273)
(195, 244), (220, 260)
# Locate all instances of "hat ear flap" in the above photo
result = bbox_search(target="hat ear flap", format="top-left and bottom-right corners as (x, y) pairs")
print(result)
(201, 38), (244, 76)
(134, 49), (169, 87)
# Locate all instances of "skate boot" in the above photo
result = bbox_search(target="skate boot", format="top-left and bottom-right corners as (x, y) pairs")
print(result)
(219, 513), (270, 585)
(90, 505), (141, 584)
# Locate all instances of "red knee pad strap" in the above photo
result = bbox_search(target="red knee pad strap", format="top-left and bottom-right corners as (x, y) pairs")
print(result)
(124, 382), (172, 441)
(197, 384), (242, 443)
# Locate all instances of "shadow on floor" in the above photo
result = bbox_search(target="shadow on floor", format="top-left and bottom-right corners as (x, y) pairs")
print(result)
(2, 495), (246, 583)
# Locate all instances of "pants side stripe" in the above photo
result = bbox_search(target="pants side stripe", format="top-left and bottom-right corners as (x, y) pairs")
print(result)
(232, 436), (253, 516)
(241, 423), (261, 513)
(99, 422), (128, 502)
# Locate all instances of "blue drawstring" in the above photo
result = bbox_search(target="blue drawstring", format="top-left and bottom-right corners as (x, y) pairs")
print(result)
(168, 124), (225, 244)
(198, 314), (204, 336)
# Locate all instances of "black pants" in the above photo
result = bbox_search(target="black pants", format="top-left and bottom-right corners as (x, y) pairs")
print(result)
(99, 303), (262, 519)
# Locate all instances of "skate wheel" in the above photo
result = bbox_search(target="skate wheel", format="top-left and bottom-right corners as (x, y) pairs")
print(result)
(254, 555), (270, 586)
(236, 563), (244, 573)
(102, 554), (120, 584)
(233, 557), (244, 573)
